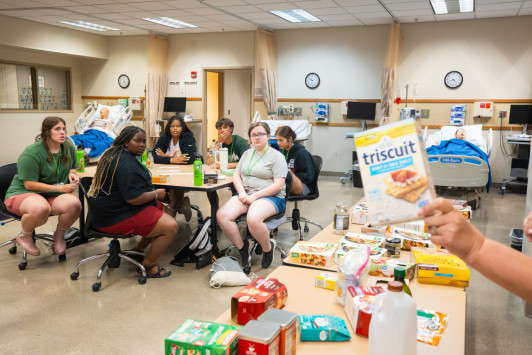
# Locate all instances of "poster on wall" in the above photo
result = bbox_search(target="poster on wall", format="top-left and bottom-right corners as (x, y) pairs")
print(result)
(450, 105), (465, 126)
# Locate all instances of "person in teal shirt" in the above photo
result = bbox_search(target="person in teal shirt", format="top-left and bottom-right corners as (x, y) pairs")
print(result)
(5, 116), (81, 257)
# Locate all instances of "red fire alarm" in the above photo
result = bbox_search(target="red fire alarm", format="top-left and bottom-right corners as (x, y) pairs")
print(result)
(191, 71), (197, 79)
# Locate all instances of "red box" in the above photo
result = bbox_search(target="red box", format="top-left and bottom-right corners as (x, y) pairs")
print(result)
(231, 277), (288, 325)
(344, 286), (384, 337)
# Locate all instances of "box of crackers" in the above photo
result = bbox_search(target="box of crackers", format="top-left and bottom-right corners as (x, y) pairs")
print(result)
(289, 241), (337, 267)
(354, 119), (436, 226)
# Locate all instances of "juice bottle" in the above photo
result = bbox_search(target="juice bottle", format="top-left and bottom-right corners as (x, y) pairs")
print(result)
(394, 266), (412, 297)
(193, 156), (203, 186)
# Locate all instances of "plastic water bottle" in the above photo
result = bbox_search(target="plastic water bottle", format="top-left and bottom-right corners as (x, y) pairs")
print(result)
(208, 139), (216, 168)
(147, 150), (154, 169)
(76, 145), (85, 172)
(193, 156), (203, 186)
(368, 280), (417, 355)
(141, 149), (148, 166)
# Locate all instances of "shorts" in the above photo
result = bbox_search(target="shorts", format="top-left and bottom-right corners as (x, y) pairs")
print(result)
(301, 183), (311, 196)
(5, 193), (59, 216)
(260, 196), (286, 214)
(97, 202), (164, 237)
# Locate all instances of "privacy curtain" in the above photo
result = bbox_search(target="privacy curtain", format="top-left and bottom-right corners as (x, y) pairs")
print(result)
(145, 35), (168, 148)
(381, 23), (401, 125)
(256, 29), (278, 120)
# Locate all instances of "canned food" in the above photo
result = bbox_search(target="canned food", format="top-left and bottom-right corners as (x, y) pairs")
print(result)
(258, 308), (297, 355)
(385, 237), (401, 258)
(238, 320), (280, 355)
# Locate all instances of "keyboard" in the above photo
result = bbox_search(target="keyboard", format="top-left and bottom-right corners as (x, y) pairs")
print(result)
(507, 135), (531, 142)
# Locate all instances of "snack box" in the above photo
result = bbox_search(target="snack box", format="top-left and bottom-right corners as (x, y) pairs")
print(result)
(354, 119), (436, 226)
(152, 175), (168, 183)
(411, 247), (470, 287)
(334, 244), (387, 264)
(219, 168), (235, 177)
(368, 258), (415, 279)
(351, 201), (370, 225)
(446, 198), (468, 208)
(231, 277), (288, 325)
(387, 220), (428, 234)
(165, 319), (240, 355)
(315, 272), (338, 290)
(298, 315), (351, 342)
(289, 241), (337, 267)
(392, 226), (433, 251)
(344, 286), (385, 337)
(459, 207), (472, 220)
(340, 233), (386, 248)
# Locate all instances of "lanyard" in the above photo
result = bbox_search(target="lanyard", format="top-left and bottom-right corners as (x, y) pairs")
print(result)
(247, 146), (270, 175)
(52, 146), (62, 183)
(221, 135), (234, 162)
(285, 150), (289, 161)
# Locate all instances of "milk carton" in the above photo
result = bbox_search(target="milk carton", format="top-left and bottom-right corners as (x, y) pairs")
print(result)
(354, 119), (436, 226)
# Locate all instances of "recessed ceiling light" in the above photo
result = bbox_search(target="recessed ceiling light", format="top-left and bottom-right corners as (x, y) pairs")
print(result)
(60, 21), (120, 32)
(142, 17), (197, 29)
(270, 9), (321, 23)
(430, 0), (474, 15)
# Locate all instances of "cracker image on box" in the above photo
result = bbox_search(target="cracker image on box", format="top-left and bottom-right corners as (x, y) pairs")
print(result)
(354, 119), (436, 226)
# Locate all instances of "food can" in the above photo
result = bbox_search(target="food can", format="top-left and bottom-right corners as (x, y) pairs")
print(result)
(385, 237), (401, 258)
(258, 308), (297, 355)
(238, 320), (280, 355)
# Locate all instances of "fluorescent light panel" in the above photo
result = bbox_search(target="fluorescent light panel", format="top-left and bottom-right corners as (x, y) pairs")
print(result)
(60, 21), (119, 31)
(430, 0), (474, 14)
(142, 17), (197, 28)
(270, 9), (321, 23)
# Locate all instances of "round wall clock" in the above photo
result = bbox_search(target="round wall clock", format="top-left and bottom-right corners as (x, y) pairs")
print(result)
(444, 71), (463, 89)
(118, 74), (130, 89)
(305, 72), (320, 89)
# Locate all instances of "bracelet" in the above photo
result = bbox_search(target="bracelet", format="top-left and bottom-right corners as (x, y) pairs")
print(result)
(154, 190), (158, 200)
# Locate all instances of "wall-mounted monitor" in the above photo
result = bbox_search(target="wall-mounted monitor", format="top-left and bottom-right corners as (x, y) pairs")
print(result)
(509, 105), (532, 125)
(163, 97), (187, 114)
(346, 101), (376, 121)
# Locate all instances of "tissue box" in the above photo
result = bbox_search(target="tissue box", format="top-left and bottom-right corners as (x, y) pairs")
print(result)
(411, 247), (470, 287)
(344, 286), (385, 337)
(289, 241), (337, 267)
(164, 319), (240, 355)
(368, 258), (415, 279)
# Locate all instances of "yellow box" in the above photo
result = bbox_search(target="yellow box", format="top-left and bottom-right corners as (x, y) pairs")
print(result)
(411, 247), (470, 287)
(151, 176), (168, 183)
(315, 272), (338, 290)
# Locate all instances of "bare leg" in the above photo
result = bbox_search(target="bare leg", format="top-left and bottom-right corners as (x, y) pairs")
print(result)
(169, 189), (184, 209)
(17, 195), (53, 256)
(246, 199), (278, 252)
(50, 194), (82, 254)
(216, 196), (249, 248)
(141, 213), (178, 276)
(289, 171), (304, 195)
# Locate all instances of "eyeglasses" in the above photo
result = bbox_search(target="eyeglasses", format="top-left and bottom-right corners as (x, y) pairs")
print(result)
(251, 132), (268, 138)
(169, 125), (182, 129)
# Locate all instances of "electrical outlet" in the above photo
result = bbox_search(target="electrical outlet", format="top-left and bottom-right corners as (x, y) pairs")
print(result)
(499, 111), (507, 119)
(420, 109), (430, 118)
(294, 107), (302, 116)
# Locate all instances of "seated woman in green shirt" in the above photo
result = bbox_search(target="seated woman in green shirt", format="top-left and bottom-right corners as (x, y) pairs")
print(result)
(5, 116), (82, 257)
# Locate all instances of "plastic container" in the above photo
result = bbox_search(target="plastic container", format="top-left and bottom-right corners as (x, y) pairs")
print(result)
(510, 228), (523, 252)
(385, 237), (401, 258)
(257, 308), (297, 355)
(368, 281), (417, 355)
(147, 150), (154, 169)
(193, 157), (202, 186)
(336, 246), (370, 306)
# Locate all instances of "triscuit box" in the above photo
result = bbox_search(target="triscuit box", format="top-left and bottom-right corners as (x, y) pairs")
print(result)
(354, 119), (436, 226)
(368, 258), (415, 279)
(351, 201), (370, 225)
(392, 226), (433, 251)
(231, 277), (288, 325)
(334, 244), (387, 264)
(340, 233), (386, 248)
(165, 319), (240, 355)
(411, 247), (470, 287)
(289, 241), (337, 267)
(315, 272), (338, 290)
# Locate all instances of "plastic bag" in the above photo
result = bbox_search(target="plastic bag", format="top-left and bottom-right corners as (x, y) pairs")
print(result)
(336, 246), (370, 306)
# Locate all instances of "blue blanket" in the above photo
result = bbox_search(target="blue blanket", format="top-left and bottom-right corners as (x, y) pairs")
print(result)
(70, 129), (114, 158)
(426, 139), (491, 192)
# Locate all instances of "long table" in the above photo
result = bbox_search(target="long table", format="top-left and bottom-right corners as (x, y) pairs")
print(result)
(215, 202), (467, 354)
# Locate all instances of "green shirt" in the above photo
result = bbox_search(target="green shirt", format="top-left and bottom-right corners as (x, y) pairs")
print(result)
(6, 140), (77, 198)
(221, 135), (249, 163)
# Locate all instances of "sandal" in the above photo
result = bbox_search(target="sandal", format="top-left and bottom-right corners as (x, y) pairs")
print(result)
(143, 264), (172, 278)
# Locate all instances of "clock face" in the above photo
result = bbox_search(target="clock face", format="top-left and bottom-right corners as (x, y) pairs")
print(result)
(305, 73), (320, 89)
(118, 74), (130, 89)
(444, 71), (463, 89)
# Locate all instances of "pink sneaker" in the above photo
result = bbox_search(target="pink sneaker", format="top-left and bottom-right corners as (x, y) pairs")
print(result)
(16, 233), (41, 256)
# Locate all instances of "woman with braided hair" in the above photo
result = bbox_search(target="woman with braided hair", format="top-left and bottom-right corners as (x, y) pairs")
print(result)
(5, 116), (82, 256)
(88, 126), (177, 278)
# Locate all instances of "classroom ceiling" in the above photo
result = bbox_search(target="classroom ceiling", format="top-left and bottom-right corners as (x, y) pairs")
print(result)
(0, 0), (530, 36)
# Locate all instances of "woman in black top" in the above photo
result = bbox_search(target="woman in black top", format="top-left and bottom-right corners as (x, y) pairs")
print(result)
(275, 126), (315, 196)
(153, 116), (198, 221)
(88, 126), (177, 278)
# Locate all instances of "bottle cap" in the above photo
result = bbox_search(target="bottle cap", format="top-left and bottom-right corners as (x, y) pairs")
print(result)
(394, 266), (406, 278)
(388, 280), (403, 292)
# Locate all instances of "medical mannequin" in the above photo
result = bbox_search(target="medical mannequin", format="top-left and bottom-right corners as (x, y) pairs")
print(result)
(455, 128), (466, 140)
(88, 106), (113, 131)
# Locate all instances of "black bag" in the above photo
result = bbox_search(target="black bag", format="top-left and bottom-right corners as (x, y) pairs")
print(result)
(170, 217), (212, 269)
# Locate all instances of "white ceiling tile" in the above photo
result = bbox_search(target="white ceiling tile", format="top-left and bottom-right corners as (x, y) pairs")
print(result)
(254, 17), (292, 24)
(519, 8), (532, 14)
(386, 2), (431, 11)
(63, 5), (108, 14)
(523, 0), (532, 8)
(105, 30), (150, 35)
(326, 19), (365, 26)
(184, 7), (221, 15)
(355, 11), (393, 19)
(237, 11), (277, 19)
(151, 9), (194, 16)
(295, 21), (331, 28)
(318, 13), (356, 21)
(333, 0), (377, 5)
(120, 11), (159, 18)
(128, 1), (175, 11)
(475, 9), (519, 17)
(310, 7), (349, 15)
(204, 14), (238, 21)
(180, 27), (214, 33)
(93, 3), (134, 12)
(291, 0), (339, 9)
(359, 17), (395, 25)
(161, 0), (206, 8)
(243, 0), (285, 3)
(72, 0), (118, 4)
(476, 0), (524, 3)
(34, 0), (79, 5)
(221, 19), (253, 26)
(204, 0), (247, 6)
(0, 9), (43, 17)
(254, 2), (299, 11)
(391, 8), (434, 16)
(435, 12), (475, 20)
(114, 18), (152, 25)
(344, 5), (387, 13)
(476, 2), (523, 11)
(217, 5), (262, 13)
(94, 13), (132, 20)
(397, 15), (436, 23)
(0, 0), (44, 7)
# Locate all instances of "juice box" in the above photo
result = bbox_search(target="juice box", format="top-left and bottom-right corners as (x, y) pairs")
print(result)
(315, 272), (338, 290)
(411, 247), (470, 287)
(354, 119), (436, 226)
(288, 241), (337, 267)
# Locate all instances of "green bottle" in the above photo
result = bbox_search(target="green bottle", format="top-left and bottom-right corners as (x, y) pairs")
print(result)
(394, 266), (412, 297)
(193, 156), (203, 186)
(141, 149), (148, 166)
(76, 146), (85, 172)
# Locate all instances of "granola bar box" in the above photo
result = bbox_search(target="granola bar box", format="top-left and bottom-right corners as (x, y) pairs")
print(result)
(411, 247), (470, 287)
(165, 319), (240, 355)
(354, 119), (436, 226)
(288, 241), (337, 267)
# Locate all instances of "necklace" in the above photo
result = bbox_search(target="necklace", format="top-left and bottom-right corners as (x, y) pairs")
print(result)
(247, 146), (270, 175)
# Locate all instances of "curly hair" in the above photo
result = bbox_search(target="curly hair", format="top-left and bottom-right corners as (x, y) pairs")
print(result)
(215, 118), (234, 130)
(41, 116), (69, 164)
(163, 115), (192, 139)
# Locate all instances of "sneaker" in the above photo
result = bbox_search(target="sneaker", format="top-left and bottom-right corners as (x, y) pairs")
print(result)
(239, 239), (250, 267)
(261, 240), (276, 269)
(178, 196), (192, 222)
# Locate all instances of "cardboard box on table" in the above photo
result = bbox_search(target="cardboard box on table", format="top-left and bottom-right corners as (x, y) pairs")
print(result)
(411, 247), (470, 287)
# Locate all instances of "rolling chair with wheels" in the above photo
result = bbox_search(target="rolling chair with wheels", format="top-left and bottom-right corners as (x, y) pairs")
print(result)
(226, 173), (293, 274)
(281, 155), (323, 240)
(0, 163), (66, 270)
(70, 177), (147, 292)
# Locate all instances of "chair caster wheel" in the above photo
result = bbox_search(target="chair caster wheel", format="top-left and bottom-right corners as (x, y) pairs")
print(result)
(70, 272), (79, 280)
(92, 283), (101, 292)
(58, 254), (66, 262)
(304, 226), (310, 233)
(341, 177), (347, 184)
(138, 276), (147, 285)
(8, 246), (17, 254)
(18, 262), (27, 270)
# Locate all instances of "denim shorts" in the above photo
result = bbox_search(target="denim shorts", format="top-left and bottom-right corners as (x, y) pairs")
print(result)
(260, 196), (286, 214)
(302, 183), (311, 196)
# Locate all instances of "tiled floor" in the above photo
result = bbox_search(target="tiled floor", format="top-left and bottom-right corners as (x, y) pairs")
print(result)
(0, 177), (531, 354)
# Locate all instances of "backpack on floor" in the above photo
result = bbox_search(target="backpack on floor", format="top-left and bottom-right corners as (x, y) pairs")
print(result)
(170, 217), (212, 269)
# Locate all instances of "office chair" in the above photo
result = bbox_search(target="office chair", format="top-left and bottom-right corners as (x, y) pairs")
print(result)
(281, 155), (324, 241)
(0, 163), (66, 270)
(70, 177), (147, 292)
(226, 173), (293, 274)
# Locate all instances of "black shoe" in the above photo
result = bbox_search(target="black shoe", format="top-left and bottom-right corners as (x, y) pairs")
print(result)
(239, 239), (250, 267)
(261, 240), (275, 269)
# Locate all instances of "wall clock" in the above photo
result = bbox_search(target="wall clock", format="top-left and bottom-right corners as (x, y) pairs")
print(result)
(118, 74), (130, 89)
(444, 71), (463, 89)
(305, 72), (320, 89)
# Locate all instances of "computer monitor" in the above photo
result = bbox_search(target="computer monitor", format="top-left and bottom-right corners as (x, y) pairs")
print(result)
(163, 97), (187, 114)
(509, 105), (532, 125)
(346, 101), (377, 121)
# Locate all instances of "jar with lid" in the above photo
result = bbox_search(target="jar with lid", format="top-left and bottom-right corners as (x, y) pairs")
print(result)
(333, 203), (350, 235)
(385, 237), (401, 258)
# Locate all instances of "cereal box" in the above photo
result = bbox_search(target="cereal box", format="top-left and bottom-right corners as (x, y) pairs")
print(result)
(165, 319), (240, 355)
(392, 226), (433, 250)
(411, 247), (470, 287)
(340, 233), (386, 248)
(289, 241), (337, 267)
(354, 119), (436, 226)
